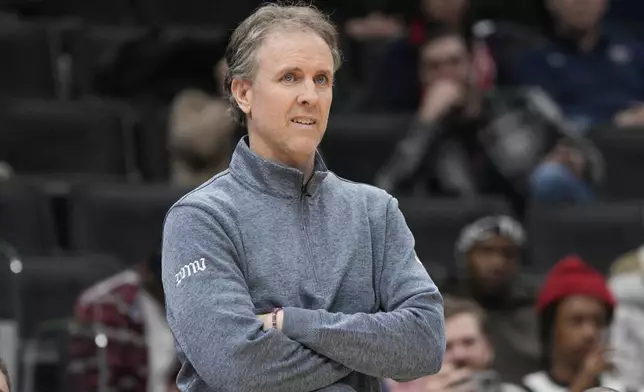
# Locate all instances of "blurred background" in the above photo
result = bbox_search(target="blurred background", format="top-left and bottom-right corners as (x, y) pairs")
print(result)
(1, 0), (644, 391)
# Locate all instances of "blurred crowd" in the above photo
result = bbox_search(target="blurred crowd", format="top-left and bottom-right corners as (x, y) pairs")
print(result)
(2, 0), (644, 391)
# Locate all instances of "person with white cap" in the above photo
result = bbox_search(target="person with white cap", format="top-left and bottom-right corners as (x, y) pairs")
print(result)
(443, 215), (541, 384)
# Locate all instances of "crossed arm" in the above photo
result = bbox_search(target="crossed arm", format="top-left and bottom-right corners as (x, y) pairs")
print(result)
(162, 199), (445, 392)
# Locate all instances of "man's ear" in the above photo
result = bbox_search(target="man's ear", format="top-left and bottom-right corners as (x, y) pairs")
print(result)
(231, 79), (253, 115)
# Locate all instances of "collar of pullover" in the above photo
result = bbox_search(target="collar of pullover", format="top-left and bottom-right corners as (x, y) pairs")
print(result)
(229, 136), (329, 199)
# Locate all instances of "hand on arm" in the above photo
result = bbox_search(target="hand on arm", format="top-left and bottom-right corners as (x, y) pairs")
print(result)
(278, 197), (445, 380)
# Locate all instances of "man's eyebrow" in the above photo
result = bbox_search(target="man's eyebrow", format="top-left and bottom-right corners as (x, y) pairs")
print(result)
(277, 66), (333, 75)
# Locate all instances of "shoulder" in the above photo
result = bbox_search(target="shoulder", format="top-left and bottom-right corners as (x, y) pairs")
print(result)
(165, 169), (241, 225)
(326, 173), (394, 212)
(76, 270), (140, 315)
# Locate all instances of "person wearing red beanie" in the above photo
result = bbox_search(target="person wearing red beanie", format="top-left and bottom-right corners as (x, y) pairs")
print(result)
(521, 255), (626, 392)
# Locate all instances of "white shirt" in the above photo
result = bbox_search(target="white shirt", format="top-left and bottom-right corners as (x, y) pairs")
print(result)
(139, 289), (176, 392)
(522, 371), (628, 392)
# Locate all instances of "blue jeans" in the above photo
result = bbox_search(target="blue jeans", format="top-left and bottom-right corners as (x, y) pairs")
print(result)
(529, 162), (594, 204)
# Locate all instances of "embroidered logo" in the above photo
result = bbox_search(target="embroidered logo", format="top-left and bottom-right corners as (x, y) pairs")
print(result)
(175, 258), (207, 286)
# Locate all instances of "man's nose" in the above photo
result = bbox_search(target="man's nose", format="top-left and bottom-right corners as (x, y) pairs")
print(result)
(297, 80), (318, 106)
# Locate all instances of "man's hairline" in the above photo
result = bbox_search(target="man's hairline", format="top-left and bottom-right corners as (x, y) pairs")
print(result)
(233, 26), (338, 86)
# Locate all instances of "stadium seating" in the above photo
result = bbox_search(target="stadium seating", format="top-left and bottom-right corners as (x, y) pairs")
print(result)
(0, 182), (58, 256)
(66, 25), (150, 97)
(321, 113), (412, 184)
(137, 106), (171, 182)
(398, 196), (513, 276)
(15, 254), (124, 338)
(526, 202), (644, 273)
(0, 99), (136, 179)
(0, 21), (57, 98)
(67, 183), (191, 263)
(36, 0), (137, 25)
(137, 0), (258, 28)
(590, 125), (644, 199)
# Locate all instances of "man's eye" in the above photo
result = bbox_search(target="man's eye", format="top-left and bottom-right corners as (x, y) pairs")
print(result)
(315, 75), (328, 84)
(282, 73), (295, 82)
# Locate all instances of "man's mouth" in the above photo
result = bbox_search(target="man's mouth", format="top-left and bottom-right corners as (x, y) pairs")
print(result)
(291, 118), (317, 125)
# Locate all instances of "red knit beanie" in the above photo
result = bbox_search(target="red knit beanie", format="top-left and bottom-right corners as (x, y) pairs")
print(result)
(536, 255), (616, 313)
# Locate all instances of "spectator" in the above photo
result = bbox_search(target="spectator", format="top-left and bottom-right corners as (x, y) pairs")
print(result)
(608, 246), (644, 390)
(0, 359), (10, 392)
(373, 0), (498, 112)
(385, 295), (524, 392)
(168, 88), (235, 187)
(67, 251), (175, 392)
(375, 28), (596, 211)
(442, 215), (540, 383)
(522, 255), (623, 392)
(511, 0), (644, 128)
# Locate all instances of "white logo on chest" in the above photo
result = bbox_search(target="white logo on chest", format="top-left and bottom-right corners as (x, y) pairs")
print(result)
(175, 258), (207, 286)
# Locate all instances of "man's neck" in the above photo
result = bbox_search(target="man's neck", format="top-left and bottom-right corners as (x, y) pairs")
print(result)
(248, 133), (316, 182)
(557, 25), (601, 53)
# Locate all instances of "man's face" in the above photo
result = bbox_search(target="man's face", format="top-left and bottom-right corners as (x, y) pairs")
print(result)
(467, 235), (519, 294)
(234, 29), (334, 167)
(444, 313), (493, 370)
(553, 295), (608, 366)
(422, 0), (468, 25)
(547, 0), (607, 32)
(419, 35), (471, 90)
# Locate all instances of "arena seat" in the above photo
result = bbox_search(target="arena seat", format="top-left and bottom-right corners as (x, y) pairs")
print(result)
(0, 22), (57, 98)
(526, 202), (644, 274)
(137, 106), (171, 182)
(68, 183), (191, 264)
(36, 0), (136, 25)
(138, 0), (258, 28)
(67, 25), (149, 97)
(397, 196), (513, 276)
(4, 254), (125, 339)
(0, 99), (135, 178)
(590, 125), (644, 199)
(0, 182), (58, 256)
(320, 113), (412, 184)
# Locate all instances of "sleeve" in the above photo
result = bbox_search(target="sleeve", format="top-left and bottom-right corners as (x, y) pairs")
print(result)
(162, 204), (352, 392)
(280, 197), (445, 380)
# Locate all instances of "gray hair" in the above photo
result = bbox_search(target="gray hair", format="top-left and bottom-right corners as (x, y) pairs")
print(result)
(223, 2), (342, 125)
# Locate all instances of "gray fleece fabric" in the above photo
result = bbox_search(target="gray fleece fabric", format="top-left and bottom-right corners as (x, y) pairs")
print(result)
(162, 137), (445, 392)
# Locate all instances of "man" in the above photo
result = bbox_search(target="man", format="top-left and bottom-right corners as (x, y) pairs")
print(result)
(522, 255), (623, 392)
(444, 215), (540, 383)
(67, 252), (176, 392)
(162, 3), (445, 392)
(512, 0), (644, 128)
(0, 359), (10, 392)
(386, 296), (524, 392)
(375, 28), (598, 209)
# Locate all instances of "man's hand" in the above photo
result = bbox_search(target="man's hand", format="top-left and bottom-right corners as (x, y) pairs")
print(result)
(418, 79), (465, 122)
(570, 344), (613, 392)
(542, 141), (586, 178)
(615, 103), (644, 126)
(257, 309), (284, 331)
(423, 364), (476, 392)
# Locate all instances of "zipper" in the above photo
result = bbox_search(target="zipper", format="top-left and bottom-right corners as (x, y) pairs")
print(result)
(300, 177), (320, 290)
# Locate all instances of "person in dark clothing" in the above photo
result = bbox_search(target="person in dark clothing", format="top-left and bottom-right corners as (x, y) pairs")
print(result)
(375, 28), (600, 211)
(442, 215), (541, 384)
